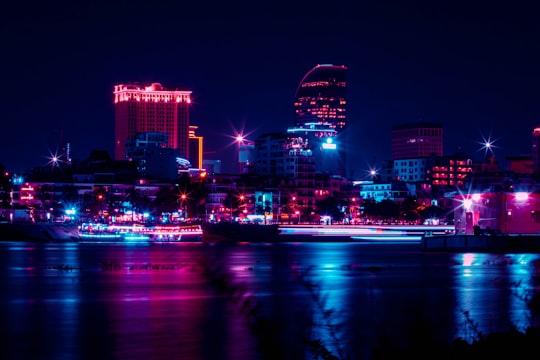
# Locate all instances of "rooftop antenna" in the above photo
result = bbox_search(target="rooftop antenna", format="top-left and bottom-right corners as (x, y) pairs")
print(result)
(66, 142), (72, 165)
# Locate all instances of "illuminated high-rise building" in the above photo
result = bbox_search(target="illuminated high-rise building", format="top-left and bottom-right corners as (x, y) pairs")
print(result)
(113, 83), (192, 161)
(293, 64), (347, 176)
(294, 64), (347, 129)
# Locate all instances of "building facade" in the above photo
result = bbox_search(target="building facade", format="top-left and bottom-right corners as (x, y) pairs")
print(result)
(454, 191), (540, 235)
(425, 155), (473, 189)
(113, 83), (192, 161)
(254, 133), (315, 179)
(354, 180), (412, 203)
(125, 132), (181, 181)
(505, 155), (533, 175)
(286, 122), (340, 175)
(293, 64), (347, 176)
(391, 122), (443, 160)
(393, 158), (428, 183)
(532, 127), (540, 177)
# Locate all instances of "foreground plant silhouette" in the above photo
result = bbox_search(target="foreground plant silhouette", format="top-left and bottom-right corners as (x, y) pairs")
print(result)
(371, 276), (540, 359)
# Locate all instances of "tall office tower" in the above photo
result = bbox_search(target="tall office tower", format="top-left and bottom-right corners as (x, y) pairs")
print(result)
(293, 64), (347, 175)
(113, 83), (192, 161)
(391, 122), (443, 160)
(532, 127), (540, 177)
(294, 64), (347, 129)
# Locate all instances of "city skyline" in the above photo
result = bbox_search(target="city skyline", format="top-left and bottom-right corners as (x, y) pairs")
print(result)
(1, 1), (539, 175)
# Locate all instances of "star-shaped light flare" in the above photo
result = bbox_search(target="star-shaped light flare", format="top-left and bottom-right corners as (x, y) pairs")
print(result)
(476, 133), (500, 158)
(45, 149), (63, 168)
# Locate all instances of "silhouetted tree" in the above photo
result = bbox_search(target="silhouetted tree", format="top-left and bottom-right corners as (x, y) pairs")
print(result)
(362, 198), (379, 221)
(317, 196), (344, 221)
(402, 196), (420, 222)
(152, 186), (180, 214)
(379, 199), (400, 221)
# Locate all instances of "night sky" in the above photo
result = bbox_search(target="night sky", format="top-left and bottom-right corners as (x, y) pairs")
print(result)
(2, 1), (539, 176)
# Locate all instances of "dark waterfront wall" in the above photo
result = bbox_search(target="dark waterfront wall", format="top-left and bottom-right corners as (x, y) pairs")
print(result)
(0, 223), (79, 241)
(201, 223), (280, 243)
(422, 234), (540, 252)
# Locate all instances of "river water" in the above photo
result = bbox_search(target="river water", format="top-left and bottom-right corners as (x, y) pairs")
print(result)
(0, 239), (539, 360)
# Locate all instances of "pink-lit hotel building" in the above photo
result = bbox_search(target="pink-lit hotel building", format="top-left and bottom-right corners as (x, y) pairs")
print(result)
(113, 83), (192, 161)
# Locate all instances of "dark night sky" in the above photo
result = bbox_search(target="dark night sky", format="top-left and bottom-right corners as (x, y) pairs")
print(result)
(1, 1), (539, 176)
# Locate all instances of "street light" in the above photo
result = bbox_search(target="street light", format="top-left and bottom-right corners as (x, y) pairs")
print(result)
(180, 193), (187, 220)
(235, 135), (244, 174)
(227, 126), (255, 174)
(290, 196), (297, 224)
(351, 197), (356, 223)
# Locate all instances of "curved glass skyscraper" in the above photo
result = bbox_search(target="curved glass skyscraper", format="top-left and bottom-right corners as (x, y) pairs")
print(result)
(291, 64), (347, 176)
(294, 64), (347, 130)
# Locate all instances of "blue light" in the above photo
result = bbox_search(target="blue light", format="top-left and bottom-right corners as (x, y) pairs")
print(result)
(322, 143), (336, 150)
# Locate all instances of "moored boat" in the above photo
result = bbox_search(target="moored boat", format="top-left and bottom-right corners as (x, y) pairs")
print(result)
(78, 223), (203, 242)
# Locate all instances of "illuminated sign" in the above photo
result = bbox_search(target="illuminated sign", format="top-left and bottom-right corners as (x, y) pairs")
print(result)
(322, 138), (337, 150)
(322, 143), (337, 150)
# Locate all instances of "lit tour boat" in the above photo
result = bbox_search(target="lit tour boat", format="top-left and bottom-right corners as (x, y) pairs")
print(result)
(78, 222), (203, 242)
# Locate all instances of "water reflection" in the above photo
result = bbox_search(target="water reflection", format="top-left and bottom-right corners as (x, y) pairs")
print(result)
(1, 241), (540, 360)
(296, 244), (355, 358)
(0, 243), (82, 360)
(453, 252), (540, 342)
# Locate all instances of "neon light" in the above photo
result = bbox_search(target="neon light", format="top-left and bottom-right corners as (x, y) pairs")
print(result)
(113, 84), (192, 104)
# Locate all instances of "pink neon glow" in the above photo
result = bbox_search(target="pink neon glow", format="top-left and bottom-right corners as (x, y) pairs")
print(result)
(113, 84), (192, 104)
(294, 64), (347, 96)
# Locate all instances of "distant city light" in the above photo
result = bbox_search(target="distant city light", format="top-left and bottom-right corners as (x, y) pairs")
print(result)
(12, 175), (23, 185)
(45, 150), (63, 168)
(365, 163), (380, 180)
(477, 133), (499, 158)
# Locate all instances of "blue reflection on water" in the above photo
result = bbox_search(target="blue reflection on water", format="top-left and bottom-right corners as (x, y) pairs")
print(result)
(454, 252), (540, 342)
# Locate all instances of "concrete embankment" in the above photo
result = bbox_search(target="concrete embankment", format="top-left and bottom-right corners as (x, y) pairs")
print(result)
(0, 222), (79, 241)
(421, 234), (540, 252)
